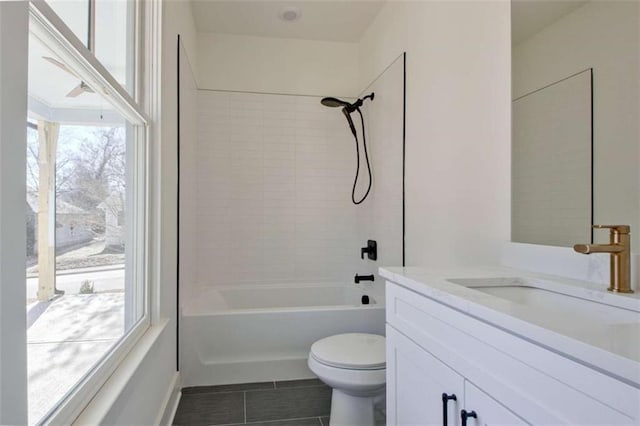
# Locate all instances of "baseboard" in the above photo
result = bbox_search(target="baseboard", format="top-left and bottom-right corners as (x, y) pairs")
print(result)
(156, 372), (181, 426)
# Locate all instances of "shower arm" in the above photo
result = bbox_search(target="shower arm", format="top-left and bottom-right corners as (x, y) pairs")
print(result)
(342, 93), (374, 137)
(344, 93), (375, 113)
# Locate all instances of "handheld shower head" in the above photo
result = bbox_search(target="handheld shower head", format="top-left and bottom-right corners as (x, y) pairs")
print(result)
(321, 97), (351, 108)
(320, 92), (375, 205)
(342, 107), (357, 137)
(322, 93), (375, 137)
(321, 93), (375, 112)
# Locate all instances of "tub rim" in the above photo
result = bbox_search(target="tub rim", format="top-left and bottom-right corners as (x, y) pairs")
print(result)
(181, 281), (385, 316)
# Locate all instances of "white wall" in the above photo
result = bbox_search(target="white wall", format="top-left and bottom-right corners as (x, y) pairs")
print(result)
(197, 33), (359, 97)
(356, 54), (405, 281)
(98, 328), (177, 425)
(359, 1), (511, 268)
(178, 39), (198, 301)
(513, 1), (639, 250)
(0, 2), (29, 424)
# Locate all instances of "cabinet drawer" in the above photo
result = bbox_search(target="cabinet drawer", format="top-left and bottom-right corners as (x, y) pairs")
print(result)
(386, 281), (638, 424)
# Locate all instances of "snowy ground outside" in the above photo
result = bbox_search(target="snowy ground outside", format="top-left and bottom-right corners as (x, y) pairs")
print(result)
(26, 240), (126, 424)
(27, 293), (124, 424)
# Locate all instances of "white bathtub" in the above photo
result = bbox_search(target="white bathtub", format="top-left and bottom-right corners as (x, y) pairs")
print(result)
(180, 283), (385, 387)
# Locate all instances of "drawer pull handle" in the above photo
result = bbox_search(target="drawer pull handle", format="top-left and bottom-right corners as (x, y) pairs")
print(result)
(441, 393), (457, 426)
(461, 409), (477, 426)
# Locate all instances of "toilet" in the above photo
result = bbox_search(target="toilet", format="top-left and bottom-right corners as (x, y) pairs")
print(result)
(308, 333), (386, 426)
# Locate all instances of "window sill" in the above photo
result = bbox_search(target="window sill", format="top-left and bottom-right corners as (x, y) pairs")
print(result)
(69, 318), (169, 425)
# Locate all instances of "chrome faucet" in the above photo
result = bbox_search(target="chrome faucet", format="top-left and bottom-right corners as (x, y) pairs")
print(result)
(574, 225), (633, 293)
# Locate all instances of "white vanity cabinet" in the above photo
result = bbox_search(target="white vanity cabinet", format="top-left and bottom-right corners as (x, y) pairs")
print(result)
(387, 326), (527, 426)
(384, 279), (639, 426)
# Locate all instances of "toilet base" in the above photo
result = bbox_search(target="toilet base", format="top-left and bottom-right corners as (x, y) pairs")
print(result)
(329, 389), (378, 426)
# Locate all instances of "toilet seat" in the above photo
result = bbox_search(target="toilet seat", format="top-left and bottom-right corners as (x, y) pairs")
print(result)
(310, 333), (385, 370)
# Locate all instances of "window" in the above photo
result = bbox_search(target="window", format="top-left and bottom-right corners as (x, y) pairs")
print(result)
(45, 0), (136, 95)
(25, 2), (148, 424)
(44, 0), (88, 46)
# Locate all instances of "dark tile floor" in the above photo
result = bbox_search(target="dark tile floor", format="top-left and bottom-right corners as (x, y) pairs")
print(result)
(173, 379), (332, 426)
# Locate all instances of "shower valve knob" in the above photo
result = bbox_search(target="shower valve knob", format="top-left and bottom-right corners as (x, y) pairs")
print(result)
(360, 240), (377, 261)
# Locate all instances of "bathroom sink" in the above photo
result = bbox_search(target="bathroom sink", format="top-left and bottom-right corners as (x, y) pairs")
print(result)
(446, 277), (640, 325)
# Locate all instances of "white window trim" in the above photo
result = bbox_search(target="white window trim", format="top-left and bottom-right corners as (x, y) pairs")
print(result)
(23, 1), (161, 424)
(44, 319), (151, 424)
(139, 0), (164, 327)
(71, 319), (170, 425)
(30, 0), (149, 126)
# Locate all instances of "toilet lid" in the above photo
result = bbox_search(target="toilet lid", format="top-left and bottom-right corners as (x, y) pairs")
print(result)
(310, 333), (385, 370)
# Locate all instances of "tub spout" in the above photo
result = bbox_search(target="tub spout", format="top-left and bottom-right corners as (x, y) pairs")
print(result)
(355, 274), (374, 284)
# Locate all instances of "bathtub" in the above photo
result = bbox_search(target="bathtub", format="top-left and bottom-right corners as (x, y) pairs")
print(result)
(180, 283), (385, 387)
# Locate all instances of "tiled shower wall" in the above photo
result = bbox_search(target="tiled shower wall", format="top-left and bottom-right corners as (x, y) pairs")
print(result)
(186, 59), (404, 291)
(356, 55), (404, 281)
(193, 92), (361, 286)
(178, 40), (198, 291)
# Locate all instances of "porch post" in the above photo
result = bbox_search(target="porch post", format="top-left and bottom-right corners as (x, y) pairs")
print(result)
(36, 120), (59, 301)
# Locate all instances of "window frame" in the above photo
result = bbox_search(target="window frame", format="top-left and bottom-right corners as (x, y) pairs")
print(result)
(26, 1), (152, 424)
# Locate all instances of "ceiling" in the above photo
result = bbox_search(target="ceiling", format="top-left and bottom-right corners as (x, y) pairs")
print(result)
(511, 0), (588, 45)
(29, 34), (106, 111)
(190, 0), (385, 43)
(30, 0), (590, 120)
(191, 0), (590, 45)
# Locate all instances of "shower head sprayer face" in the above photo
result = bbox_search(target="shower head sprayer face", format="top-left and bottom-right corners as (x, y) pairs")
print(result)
(321, 93), (374, 112)
(321, 97), (351, 108)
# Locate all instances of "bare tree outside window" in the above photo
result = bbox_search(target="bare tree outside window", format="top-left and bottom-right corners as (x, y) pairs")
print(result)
(26, 125), (126, 271)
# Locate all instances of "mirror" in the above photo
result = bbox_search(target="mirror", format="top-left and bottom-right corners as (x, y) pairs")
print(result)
(511, 0), (639, 250)
(512, 68), (592, 247)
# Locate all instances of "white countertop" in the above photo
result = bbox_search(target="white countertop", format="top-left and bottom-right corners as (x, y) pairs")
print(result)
(380, 265), (640, 387)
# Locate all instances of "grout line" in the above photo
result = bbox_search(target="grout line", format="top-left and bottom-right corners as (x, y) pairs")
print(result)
(243, 391), (247, 424)
(182, 388), (248, 396)
(198, 87), (341, 99)
(182, 383), (277, 395)
(243, 416), (324, 425)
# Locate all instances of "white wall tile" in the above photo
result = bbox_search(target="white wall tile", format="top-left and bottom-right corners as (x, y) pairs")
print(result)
(192, 90), (365, 286)
(186, 75), (404, 291)
(355, 56), (405, 284)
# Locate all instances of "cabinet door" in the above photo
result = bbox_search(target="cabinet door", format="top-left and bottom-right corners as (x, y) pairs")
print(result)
(387, 325), (465, 426)
(462, 381), (528, 426)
